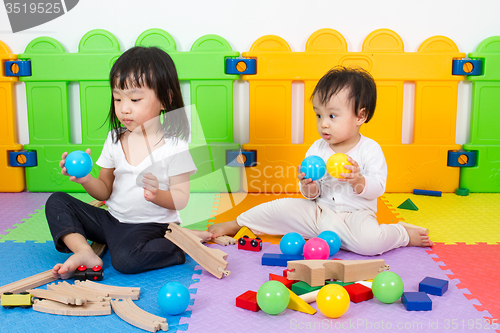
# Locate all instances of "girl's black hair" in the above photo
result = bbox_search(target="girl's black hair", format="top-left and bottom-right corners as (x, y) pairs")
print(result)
(108, 46), (189, 143)
(312, 66), (377, 123)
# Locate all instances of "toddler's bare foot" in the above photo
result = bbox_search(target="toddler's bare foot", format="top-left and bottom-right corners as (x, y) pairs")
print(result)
(207, 220), (241, 238)
(399, 222), (434, 247)
(52, 248), (103, 280)
(188, 229), (214, 243)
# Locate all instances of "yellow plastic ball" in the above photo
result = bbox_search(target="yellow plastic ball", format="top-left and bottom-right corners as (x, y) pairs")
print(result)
(316, 284), (350, 318)
(326, 153), (352, 178)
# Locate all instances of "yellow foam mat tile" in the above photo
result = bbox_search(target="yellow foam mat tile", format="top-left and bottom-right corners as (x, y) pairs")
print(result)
(383, 193), (500, 244)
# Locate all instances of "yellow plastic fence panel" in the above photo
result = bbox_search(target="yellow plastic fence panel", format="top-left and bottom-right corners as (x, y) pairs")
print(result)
(242, 29), (464, 193)
(0, 41), (24, 192)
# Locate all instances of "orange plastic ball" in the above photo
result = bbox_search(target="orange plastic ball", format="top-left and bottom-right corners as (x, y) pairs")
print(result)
(326, 153), (352, 178)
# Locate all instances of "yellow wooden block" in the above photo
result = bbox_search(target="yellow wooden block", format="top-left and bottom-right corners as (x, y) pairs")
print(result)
(233, 226), (257, 240)
(287, 289), (316, 315)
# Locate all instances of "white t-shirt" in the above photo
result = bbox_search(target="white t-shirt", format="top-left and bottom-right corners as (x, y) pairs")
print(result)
(96, 131), (197, 223)
(300, 135), (387, 213)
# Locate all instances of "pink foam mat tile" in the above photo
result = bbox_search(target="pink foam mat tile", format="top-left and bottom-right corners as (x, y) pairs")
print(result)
(180, 242), (497, 332)
(0, 192), (51, 234)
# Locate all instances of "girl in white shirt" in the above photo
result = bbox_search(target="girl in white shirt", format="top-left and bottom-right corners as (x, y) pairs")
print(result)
(209, 67), (433, 256)
(46, 47), (212, 279)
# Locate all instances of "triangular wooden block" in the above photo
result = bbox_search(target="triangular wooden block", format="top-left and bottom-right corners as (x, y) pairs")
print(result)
(397, 198), (418, 211)
(233, 227), (257, 240)
(287, 289), (317, 315)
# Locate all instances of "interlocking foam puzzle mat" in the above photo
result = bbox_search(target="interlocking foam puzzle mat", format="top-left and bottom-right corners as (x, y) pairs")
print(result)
(0, 192), (499, 332)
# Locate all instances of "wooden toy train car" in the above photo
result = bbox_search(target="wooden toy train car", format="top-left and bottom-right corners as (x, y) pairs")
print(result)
(1, 292), (33, 308)
(74, 265), (104, 282)
(238, 236), (262, 252)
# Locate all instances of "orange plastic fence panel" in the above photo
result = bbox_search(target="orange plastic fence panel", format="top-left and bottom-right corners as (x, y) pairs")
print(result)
(0, 40), (24, 192)
(242, 29), (464, 193)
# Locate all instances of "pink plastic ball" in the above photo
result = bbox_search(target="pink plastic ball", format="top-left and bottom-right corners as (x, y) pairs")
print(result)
(303, 238), (330, 260)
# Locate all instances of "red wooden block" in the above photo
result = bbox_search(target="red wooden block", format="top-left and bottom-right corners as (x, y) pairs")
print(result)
(236, 291), (260, 312)
(269, 273), (297, 289)
(343, 283), (373, 303)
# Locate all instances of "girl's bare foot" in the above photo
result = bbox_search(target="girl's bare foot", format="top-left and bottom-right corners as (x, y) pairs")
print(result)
(207, 220), (241, 238)
(52, 248), (103, 280)
(188, 229), (214, 243)
(399, 222), (434, 247)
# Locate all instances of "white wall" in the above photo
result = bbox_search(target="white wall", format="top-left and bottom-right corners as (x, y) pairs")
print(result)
(2, 0), (500, 145)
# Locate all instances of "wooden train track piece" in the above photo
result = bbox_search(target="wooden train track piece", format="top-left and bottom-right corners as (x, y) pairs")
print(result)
(0, 270), (56, 294)
(287, 259), (390, 287)
(164, 223), (230, 279)
(47, 281), (106, 302)
(88, 200), (105, 208)
(111, 298), (168, 332)
(27, 289), (86, 306)
(33, 299), (111, 316)
(75, 280), (140, 300)
(212, 235), (237, 246)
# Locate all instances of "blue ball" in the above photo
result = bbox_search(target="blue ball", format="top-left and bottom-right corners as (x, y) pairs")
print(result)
(158, 282), (190, 315)
(65, 150), (93, 178)
(318, 230), (341, 256)
(300, 155), (326, 181)
(280, 232), (306, 255)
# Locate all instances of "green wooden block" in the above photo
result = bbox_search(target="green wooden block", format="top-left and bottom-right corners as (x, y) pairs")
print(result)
(397, 198), (418, 211)
(291, 280), (355, 295)
(291, 281), (322, 295)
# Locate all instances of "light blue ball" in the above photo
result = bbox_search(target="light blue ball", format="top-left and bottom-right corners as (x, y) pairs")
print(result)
(318, 230), (341, 256)
(158, 282), (190, 315)
(65, 150), (93, 178)
(300, 155), (326, 181)
(280, 232), (306, 255)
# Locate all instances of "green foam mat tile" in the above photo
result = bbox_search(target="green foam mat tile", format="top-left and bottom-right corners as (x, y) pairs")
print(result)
(0, 193), (95, 243)
(179, 193), (218, 228)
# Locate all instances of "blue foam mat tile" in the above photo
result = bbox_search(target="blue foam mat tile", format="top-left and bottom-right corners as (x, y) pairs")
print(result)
(0, 241), (199, 333)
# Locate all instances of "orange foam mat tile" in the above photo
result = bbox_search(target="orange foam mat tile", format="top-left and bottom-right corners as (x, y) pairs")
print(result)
(209, 194), (402, 244)
(427, 243), (500, 329)
(208, 193), (303, 244)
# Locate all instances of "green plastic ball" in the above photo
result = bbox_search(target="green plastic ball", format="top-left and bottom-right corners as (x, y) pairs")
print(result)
(256, 281), (290, 315)
(372, 271), (404, 304)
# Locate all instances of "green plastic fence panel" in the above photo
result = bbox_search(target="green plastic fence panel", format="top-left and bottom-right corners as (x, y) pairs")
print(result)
(19, 28), (241, 192)
(20, 30), (118, 192)
(461, 36), (500, 192)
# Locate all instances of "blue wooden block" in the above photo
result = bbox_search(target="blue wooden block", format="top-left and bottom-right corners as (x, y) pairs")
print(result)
(419, 277), (448, 296)
(261, 253), (303, 267)
(402, 292), (432, 311)
(413, 189), (442, 197)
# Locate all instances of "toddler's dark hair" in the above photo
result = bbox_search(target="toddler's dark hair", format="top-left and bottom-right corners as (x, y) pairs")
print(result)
(312, 66), (377, 123)
(108, 46), (189, 143)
